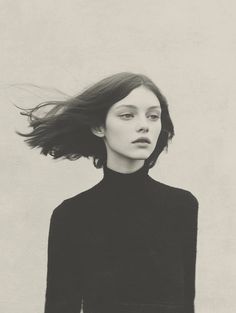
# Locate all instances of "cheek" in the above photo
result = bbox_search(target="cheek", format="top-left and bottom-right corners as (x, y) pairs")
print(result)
(151, 122), (162, 136)
(105, 127), (131, 150)
(105, 119), (128, 138)
(108, 130), (128, 144)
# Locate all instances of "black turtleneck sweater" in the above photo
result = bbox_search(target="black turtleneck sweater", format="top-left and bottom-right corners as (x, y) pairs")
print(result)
(44, 164), (199, 313)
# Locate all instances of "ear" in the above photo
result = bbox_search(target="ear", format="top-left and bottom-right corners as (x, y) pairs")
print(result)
(90, 126), (105, 138)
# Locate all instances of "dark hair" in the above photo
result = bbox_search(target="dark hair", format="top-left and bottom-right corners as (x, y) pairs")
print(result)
(17, 72), (174, 169)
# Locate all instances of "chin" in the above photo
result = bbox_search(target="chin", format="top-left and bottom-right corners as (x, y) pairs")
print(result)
(128, 152), (151, 160)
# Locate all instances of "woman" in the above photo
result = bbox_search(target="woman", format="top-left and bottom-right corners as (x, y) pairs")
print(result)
(18, 72), (199, 313)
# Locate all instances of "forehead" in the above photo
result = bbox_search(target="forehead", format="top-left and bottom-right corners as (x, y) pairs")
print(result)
(111, 86), (161, 110)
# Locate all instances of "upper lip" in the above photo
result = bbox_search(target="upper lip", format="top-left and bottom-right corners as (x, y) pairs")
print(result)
(132, 137), (151, 143)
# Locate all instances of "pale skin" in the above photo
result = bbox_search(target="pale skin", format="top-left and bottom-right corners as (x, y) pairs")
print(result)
(91, 86), (162, 174)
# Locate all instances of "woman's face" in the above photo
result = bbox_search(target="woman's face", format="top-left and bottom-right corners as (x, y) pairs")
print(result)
(97, 86), (162, 170)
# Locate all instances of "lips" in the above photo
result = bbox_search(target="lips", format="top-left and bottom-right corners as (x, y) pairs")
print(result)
(132, 137), (151, 144)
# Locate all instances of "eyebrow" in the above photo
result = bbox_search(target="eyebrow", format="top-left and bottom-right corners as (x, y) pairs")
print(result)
(114, 104), (161, 110)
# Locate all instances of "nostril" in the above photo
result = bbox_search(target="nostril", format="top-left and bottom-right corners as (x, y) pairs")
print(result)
(139, 127), (149, 132)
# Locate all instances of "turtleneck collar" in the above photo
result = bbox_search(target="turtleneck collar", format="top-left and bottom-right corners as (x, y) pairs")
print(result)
(102, 163), (149, 193)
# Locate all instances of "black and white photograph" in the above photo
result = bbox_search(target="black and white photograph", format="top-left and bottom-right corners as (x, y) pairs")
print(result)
(1, 1), (235, 313)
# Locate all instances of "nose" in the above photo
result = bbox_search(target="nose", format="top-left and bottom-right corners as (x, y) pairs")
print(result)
(136, 116), (149, 133)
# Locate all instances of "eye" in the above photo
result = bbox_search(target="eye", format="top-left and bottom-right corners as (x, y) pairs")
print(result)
(119, 113), (134, 119)
(148, 114), (160, 120)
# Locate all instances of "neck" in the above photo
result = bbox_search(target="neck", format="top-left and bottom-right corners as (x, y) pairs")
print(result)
(102, 161), (149, 194)
(106, 159), (145, 174)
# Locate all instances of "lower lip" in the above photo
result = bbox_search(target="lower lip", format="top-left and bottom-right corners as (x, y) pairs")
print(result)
(133, 141), (150, 146)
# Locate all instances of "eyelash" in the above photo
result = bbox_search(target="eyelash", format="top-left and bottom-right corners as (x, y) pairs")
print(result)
(119, 113), (160, 120)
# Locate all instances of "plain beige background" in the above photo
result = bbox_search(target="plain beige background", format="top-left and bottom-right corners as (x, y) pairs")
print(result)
(1, 1), (235, 312)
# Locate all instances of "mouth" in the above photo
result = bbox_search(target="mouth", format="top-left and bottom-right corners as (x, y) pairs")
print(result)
(132, 138), (151, 144)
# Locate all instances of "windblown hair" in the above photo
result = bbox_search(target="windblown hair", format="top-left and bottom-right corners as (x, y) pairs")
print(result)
(17, 72), (174, 169)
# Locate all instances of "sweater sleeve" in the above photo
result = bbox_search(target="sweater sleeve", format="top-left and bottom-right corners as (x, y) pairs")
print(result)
(44, 201), (83, 313)
(182, 192), (199, 313)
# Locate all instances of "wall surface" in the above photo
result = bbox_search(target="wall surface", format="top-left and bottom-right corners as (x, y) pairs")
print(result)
(1, 1), (235, 312)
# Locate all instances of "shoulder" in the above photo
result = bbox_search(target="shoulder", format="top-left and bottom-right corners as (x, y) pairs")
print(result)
(51, 181), (103, 219)
(147, 176), (199, 211)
